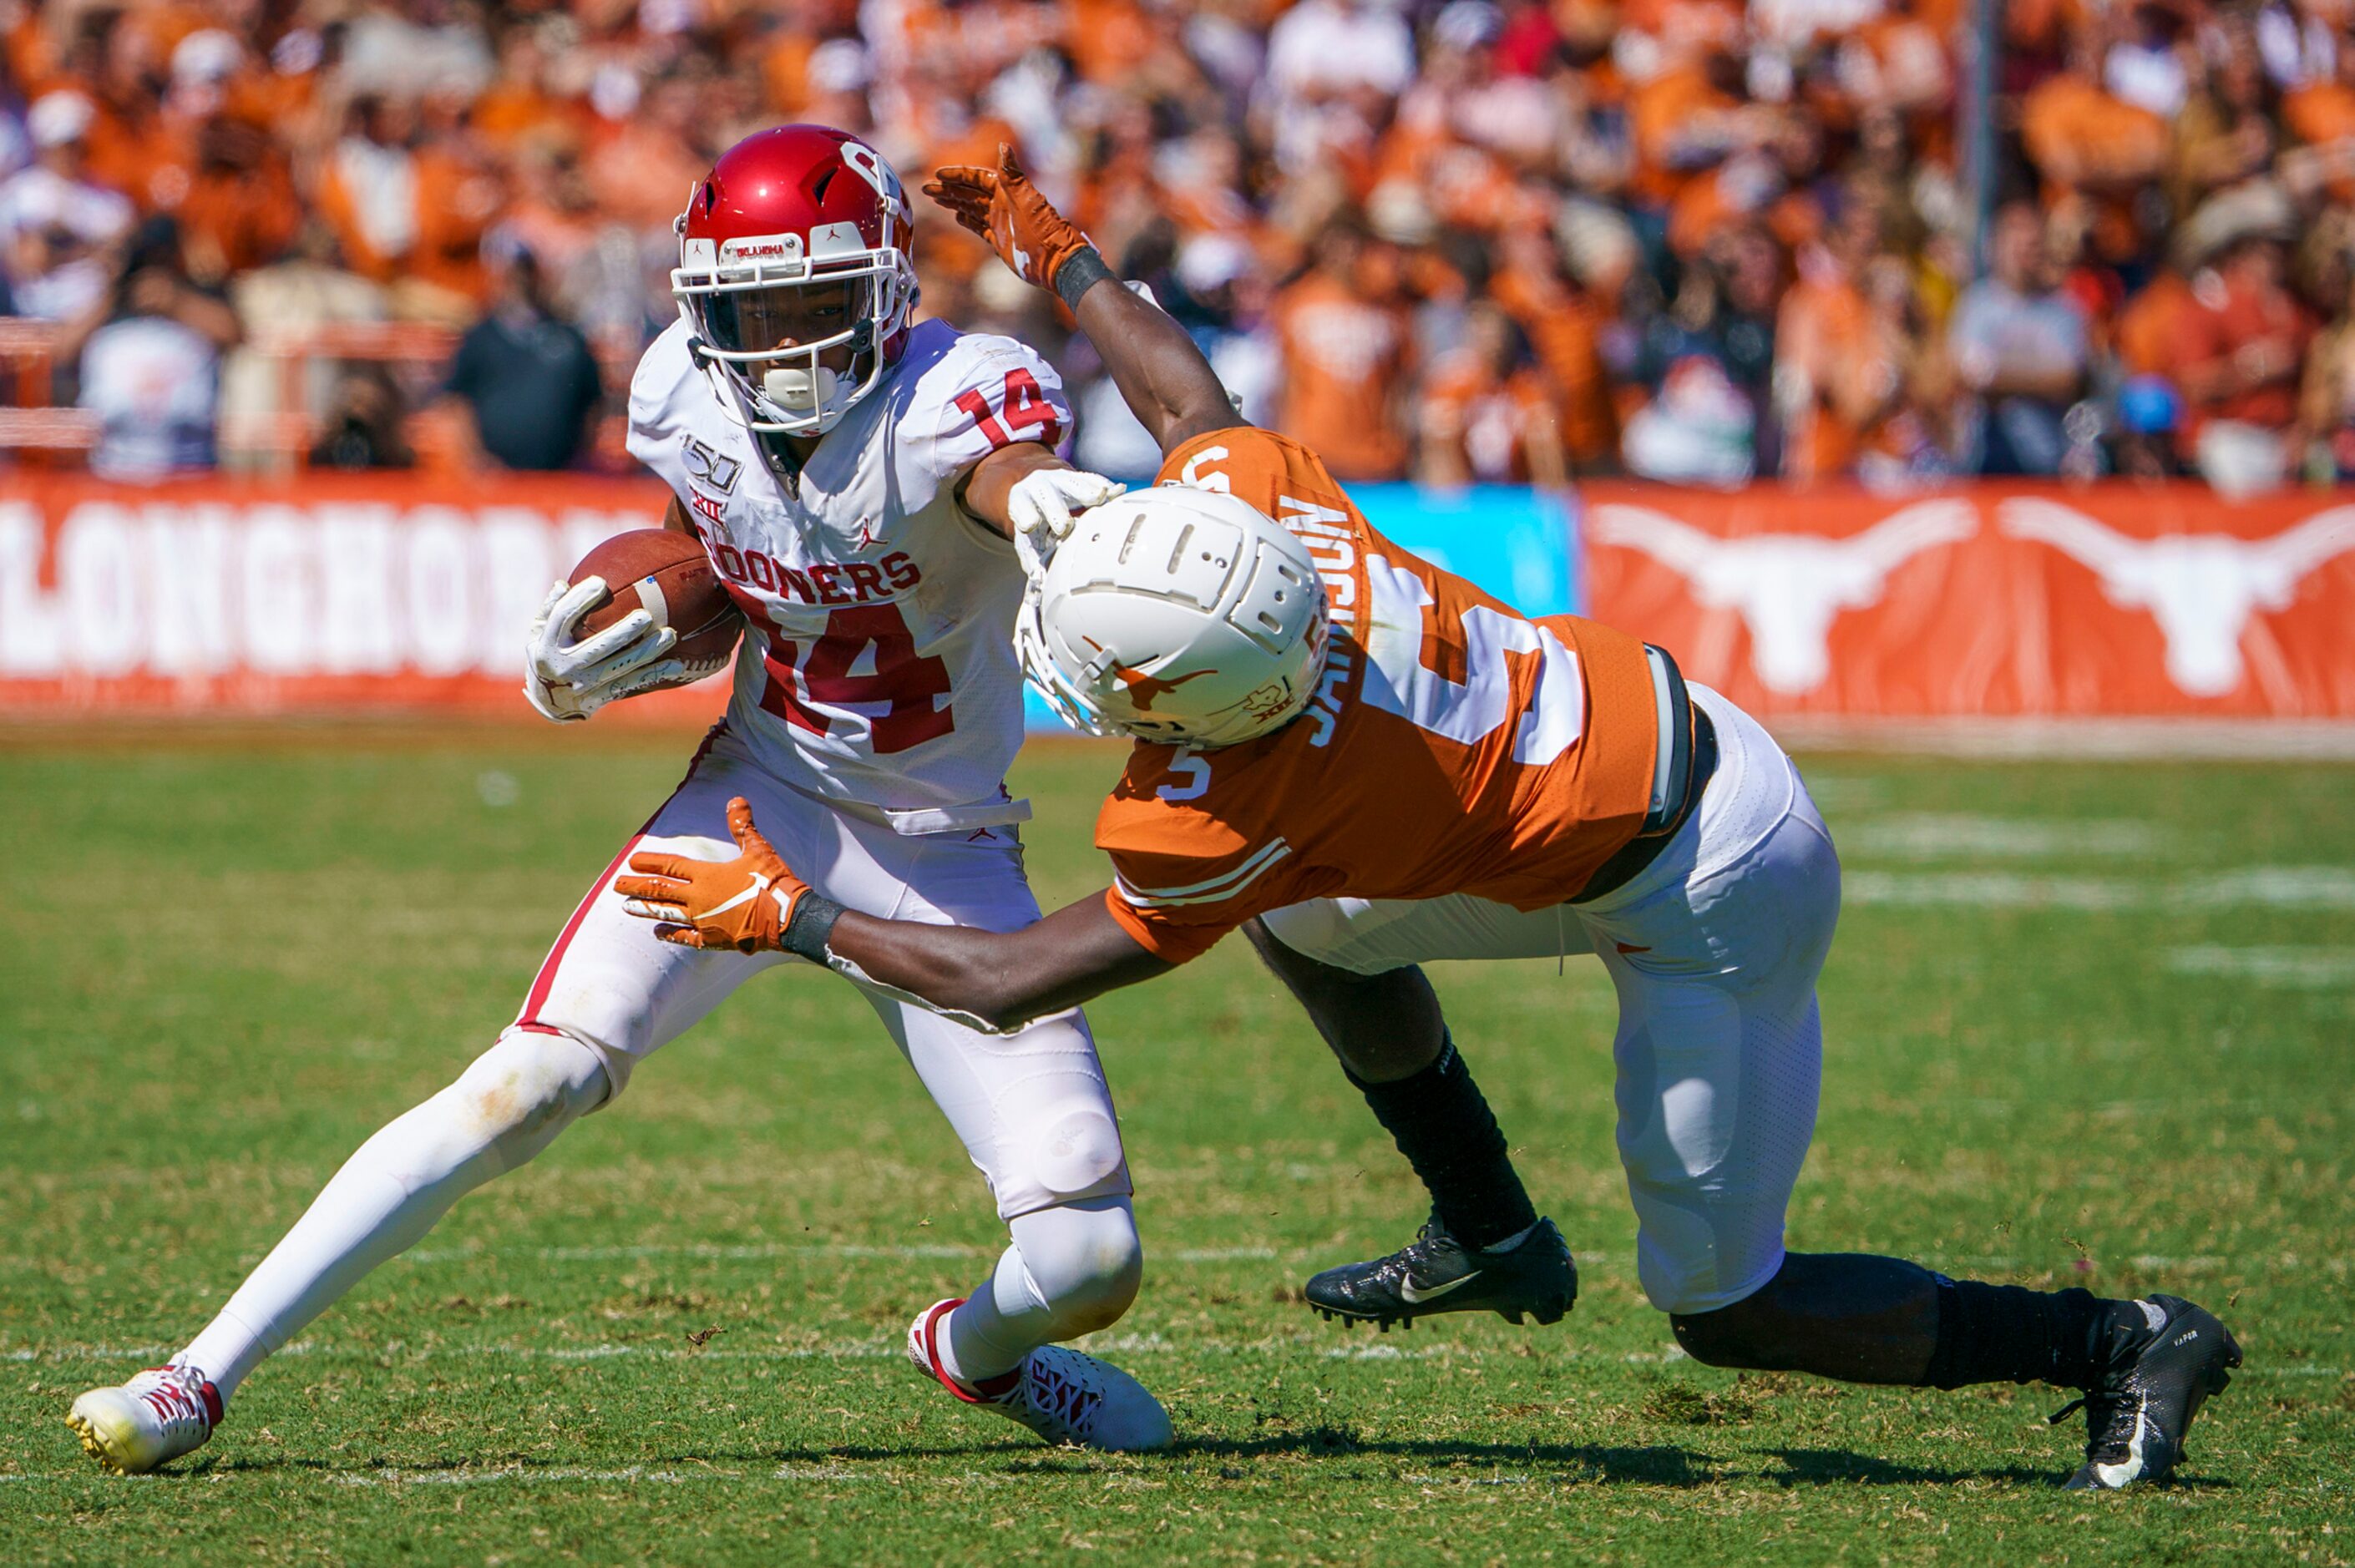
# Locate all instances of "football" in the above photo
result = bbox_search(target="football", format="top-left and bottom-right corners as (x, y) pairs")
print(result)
(570, 528), (743, 682)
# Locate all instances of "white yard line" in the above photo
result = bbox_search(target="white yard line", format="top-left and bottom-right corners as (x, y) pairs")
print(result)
(1837, 814), (2163, 861)
(333, 1465), (712, 1488)
(1846, 866), (2355, 911)
(1843, 872), (2141, 909)
(2169, 946), (2355, 988)
(2183, 867), (2355, 908)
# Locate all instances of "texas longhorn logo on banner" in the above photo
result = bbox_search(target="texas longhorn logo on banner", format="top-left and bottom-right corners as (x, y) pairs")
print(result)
(1579, 485), (2355, 717)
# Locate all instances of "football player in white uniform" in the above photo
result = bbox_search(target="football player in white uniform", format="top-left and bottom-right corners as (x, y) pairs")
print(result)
(608, 149), (2248, 1494)
(67, 125), (1169, 1474)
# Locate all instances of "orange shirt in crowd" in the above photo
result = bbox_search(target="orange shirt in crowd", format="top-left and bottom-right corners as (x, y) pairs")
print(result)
(172, 154), (302, 280)
(2178, 276), (2316, 437)
(1665, 160), (1779, 260)
(1775, 268), (1902, 479)
(474, 79), (580, 150)
(2004, 0), (2092, 55)
(2019, 74), (2169, 261)
(762, 33), (821, 117)
(1419, 352), (1562, 482)
(1066, 0), (1158, 83)
(2114, 270), (2192, 379)
(2285, 82), (2355, 201)
(1628, 63), (1741, 206)
(410, 146), (503, 301)
(81, 101), (167, 207)
(2285, 81), (2355, 149)
(2018, 77), (2167, 177)
(1488, 261), (1618, 463)
(1095, 427), (1659, 964)
(1269, 270), (1413, 481)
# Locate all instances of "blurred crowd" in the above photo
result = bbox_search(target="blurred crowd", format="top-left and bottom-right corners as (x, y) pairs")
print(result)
(6, 0), (2355, 492)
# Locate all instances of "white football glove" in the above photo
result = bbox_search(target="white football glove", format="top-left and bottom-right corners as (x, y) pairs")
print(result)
(1007, 468), (1126, 581)
(522, 577), (685, 723)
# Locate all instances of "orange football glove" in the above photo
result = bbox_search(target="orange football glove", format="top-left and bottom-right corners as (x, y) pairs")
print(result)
(615, 797), (814, 953)
(922, 144), (1094, 293)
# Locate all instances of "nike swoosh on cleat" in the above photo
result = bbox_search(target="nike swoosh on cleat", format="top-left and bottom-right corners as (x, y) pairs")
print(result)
(1398, 1271), (1481, 1304)
(2094, 1402), (2152, 1488)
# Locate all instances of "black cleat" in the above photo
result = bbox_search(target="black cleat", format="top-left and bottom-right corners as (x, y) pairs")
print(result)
(2050, 1293), (2241, 1490)
(1305, 1216), (1577, 1331)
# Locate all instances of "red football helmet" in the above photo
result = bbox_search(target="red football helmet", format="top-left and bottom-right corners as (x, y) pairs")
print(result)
(672, 125), (919, 436)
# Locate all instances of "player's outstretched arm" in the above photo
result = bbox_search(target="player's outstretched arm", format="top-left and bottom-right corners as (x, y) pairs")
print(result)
(925, 148), (1238, 457)
(613, 797), (1172, 1032)
(958, 441), (1127, 574)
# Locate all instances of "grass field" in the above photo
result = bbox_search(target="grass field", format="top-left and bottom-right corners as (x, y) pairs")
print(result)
(2, 724), (2349, 1565)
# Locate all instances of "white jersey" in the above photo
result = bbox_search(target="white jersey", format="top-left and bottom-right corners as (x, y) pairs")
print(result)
(627, 316), (1071, 832)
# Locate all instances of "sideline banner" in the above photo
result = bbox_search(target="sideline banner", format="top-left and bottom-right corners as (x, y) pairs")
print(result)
(0, 473), (723, 721)
(1579, 484), (2355, 717)
(6, 473), (2349, 721)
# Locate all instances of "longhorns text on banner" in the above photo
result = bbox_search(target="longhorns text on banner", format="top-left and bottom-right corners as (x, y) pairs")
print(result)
(1587, 498), (1978, 695)
(0, 476), (708, 716)
(1998, 498), (2355, 698)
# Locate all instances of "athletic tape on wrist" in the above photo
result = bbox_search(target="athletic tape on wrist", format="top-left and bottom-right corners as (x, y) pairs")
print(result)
(1054, 247), (1114, 312)
(782, 891), (845, 964)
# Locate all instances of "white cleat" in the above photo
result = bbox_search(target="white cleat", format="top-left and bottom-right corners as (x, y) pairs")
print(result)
(67, 1364), (222, 1474)
(907, 1297), (1172, 1453)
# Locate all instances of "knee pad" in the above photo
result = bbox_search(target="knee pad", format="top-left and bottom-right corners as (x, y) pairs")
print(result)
(1027, 1101), (1128, 1204)
(1009, 1198), (1143, 1339)
(453, 1030), (610, 1157)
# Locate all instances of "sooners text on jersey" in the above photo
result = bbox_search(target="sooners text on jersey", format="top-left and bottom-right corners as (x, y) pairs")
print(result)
(1096, 428), (1660, 962)
(628, 316), (1071, 827)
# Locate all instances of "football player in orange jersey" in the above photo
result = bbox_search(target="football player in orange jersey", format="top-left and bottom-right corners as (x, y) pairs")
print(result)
(610, 152), (2245, 1490)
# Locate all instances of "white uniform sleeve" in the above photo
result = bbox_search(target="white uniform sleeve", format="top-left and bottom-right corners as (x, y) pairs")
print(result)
(625, 321), (694, 478)
(914, 336), (1073, 488)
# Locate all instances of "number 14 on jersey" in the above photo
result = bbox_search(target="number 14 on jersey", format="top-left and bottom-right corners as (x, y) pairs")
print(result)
(731, 594), (956, 754)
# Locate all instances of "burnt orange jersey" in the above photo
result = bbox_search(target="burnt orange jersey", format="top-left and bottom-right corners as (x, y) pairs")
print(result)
(1096, 429), (1659, 964)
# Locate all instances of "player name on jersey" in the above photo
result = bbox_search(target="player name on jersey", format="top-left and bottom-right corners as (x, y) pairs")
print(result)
(700, 537), (922, 607)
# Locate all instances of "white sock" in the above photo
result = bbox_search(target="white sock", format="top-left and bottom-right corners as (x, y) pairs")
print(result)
(175, 1033), (607, 1404)
(943, 1196), (1142, 1385)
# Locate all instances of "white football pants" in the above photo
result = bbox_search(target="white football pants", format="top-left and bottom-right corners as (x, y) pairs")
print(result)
(1259, 685), (1840, 1317)
(179, 724), (1138, 1400)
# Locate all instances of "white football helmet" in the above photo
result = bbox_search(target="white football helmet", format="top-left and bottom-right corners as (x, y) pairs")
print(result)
(1018, 485), (1329, 748)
